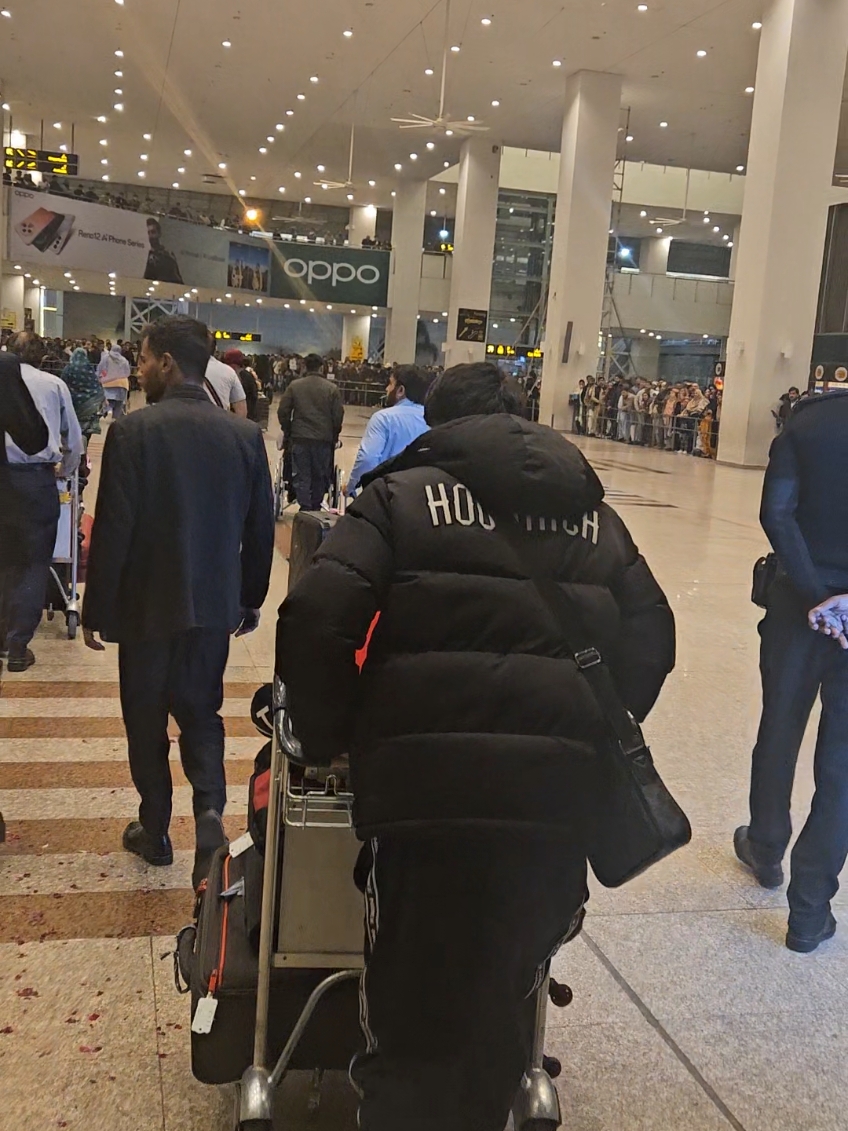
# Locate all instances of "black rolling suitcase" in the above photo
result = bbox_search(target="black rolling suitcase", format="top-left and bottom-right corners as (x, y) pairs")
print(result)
(253, 391), (270, 431)
(288, 510), (338, 590)
(180, 842), (362, 1086)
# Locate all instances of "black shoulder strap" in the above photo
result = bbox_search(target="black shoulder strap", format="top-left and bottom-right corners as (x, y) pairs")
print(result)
(500, 520), (645, 757)
(204, 377), (225, 410)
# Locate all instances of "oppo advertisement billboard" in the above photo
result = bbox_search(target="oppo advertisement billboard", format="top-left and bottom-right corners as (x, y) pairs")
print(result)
(9, 188), (390, 306)
(269, 243), (390, 306)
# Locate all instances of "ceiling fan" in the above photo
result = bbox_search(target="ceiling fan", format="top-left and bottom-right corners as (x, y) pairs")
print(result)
(315, 121), (357, 190)
(645, 167), (693, 229)
(391, 0), (489, 137)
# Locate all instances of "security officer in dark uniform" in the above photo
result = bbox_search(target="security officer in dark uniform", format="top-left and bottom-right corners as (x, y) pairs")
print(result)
(735, 385), (848, 952)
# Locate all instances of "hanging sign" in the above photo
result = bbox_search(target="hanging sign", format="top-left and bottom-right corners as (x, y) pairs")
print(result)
(456, 308), (488, 343)
(4, 147), (79, 176)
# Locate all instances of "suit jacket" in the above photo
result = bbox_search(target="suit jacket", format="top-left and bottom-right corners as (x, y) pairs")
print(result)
(83, 383), (275, 641)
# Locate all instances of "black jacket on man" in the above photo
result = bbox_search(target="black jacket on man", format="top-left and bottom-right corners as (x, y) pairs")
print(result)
(277, 373), (344, 444)
(276, 413), (675, 836)
(83, 383), (274, 641)
(760, 390), (848, 606)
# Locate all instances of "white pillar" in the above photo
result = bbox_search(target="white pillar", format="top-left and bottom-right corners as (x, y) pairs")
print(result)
(728, 222), (742, 281)
(24, 283), (41, 333)
(443, 139), (501, 369)
(385, 181), (427, 365)
(641, 236), (672, 276)
(630, 336), (662, 381)
(1, 274), (24, 332)
(342, 312), (372, 362)
(539, 71), (623, 430)
(718, 0), (848, 468)
(349, 204), (377, 247)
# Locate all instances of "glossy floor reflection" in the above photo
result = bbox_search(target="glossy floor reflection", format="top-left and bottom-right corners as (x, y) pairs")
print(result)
(0, 407), (841, 1131)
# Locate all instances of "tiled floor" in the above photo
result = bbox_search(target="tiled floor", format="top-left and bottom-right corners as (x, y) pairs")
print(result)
(0, 409), (843, 1130)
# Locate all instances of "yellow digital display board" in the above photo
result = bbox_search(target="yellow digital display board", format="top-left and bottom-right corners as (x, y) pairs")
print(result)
(4, 147), (79, 176)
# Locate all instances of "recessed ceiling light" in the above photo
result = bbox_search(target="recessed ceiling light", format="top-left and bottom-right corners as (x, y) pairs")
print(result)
(450, 44), (461, 52)
(101, 175), (109, 182)
(728, 242), (734, 248)
(696, 49), (707, 57)
(218, 162), (227, 169)
(143, 132), (152, 140)
(346, 193), (354, 201)
(439, 187), (446, 195)
(443, 160), (450, 168)
(659, 120), (668, 127)
(140, 153), (148, 161)
(294, 171), (302, 178)
(736, 165), (745, 172)
(238, 189), (246, 196)
(410, 152), (418, 160)
(176, 166), (186, 174)
(114, 70), (123, 77)
(225, 292), (232, 298)
(368, 179), (376, 186)
(552, 59), (562, 66)
(115, 49), (124, 57)
(276, 123), (285, 131)
(96, 115), (107, 123)
(222, 40), (231, 47)
(286, 109), (294, 116)
(656, 226), (663, 233)
(321, 183), (328, 190)
(73, 285), (80, 290)
(625, 134), (634, 142)
(343, 28), (353, 37)
(297, 93), (306, 100)
(703, 216), (711, 223)
(723, 234), (730, 240)
(426, 141), (436, 150)
(745, 86), (755, 93)
(259, 147), (267, 154)
(713, 225), (720, 232)
(317, 164), (325, 172)
(52, 121), (62, 129)
(430, 210), (437, 216)
(114, 103), (124, 111)
(481, 16), (492, 25)
(637, 3), (648, 9)
(137, 170), (146, 177)
(640, 210), (647, 217)
(391, 190), (397, 197)
(172, 182), (180, 188)
(491, 99), (500, 107)
(425, 68), (434, 75)
(99, 138), (108, 146)
(445, 129), (454, 136)
(394, 163), (403, 171)
(466, 116), (475, 123)
(0, 9), (11, 16)
(310, 75), (319, 83)
(108, 272), (117, 279)
(278, 186), (286, 193)
(752, 21), (762, 30)
(250, 175), (256, 181)
(304, 196), (311, 203)
(101, 158), (109, 165)
(215, 297), (222, 303)
(114, 88), (123, 95)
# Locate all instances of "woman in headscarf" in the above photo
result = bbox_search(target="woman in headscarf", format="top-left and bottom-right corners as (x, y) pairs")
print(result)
(60, 348), (106, 442)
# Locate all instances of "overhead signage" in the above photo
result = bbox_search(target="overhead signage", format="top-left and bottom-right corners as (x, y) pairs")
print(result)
(214, 331), (262, 342)
(486, 344), (543, 359)
(456, 308), (488, 343)
(4, 147), (79, 177)
(270, 243), (390, 306)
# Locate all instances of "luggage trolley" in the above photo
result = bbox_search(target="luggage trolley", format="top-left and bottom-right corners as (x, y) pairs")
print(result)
(233, 677), (568, 1131)
(233, 677), (363, 1130)
(46, 471), (81, 640)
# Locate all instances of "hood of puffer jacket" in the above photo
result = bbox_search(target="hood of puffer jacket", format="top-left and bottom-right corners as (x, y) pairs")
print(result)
(363, 413), (605, 519)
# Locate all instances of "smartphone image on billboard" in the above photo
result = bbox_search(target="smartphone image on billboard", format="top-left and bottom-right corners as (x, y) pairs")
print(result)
(49, 214), (76, 254)
(15, 207), (69, 254)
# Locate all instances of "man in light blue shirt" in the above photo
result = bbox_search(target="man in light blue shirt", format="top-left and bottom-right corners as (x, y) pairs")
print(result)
(2, 332), (84, 671)
(347, 366), (432, 495)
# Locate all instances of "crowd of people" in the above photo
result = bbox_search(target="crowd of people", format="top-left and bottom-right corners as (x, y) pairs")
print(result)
(571, 376), (723, 458)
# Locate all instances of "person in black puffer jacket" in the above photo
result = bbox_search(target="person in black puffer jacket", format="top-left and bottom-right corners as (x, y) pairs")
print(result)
(275, 363), (675, 1131)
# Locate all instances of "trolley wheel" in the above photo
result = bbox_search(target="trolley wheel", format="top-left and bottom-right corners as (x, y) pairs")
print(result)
(542, 1055), (562, 1079)
(67, 612), (79, 640)
(46, 609), (55, 622)
(549, 979), (573, 1008)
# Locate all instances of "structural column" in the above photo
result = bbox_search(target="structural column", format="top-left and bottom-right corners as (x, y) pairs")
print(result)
(640, 236), (672, 277)
(443, 139), (501, 369)
(718, 0), (848, 467)
(385, 181), (427, 365)
(341, 312), (372, 362)
(539, 71), (623, 430)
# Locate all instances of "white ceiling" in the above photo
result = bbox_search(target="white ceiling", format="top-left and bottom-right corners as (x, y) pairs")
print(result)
(0, 0), (835, 214)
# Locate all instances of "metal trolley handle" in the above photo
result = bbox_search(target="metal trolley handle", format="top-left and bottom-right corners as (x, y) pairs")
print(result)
(273, 677), (354, 829)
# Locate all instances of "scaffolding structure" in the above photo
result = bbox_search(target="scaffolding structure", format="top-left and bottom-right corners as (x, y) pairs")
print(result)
(599, 109), (634, 382)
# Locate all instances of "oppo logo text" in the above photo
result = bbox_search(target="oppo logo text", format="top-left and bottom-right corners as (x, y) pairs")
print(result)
(282, 258), (381, 287)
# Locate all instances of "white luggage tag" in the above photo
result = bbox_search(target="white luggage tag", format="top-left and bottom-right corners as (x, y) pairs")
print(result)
(191, 994), (219, 1034)
(229, 831), (253, 858)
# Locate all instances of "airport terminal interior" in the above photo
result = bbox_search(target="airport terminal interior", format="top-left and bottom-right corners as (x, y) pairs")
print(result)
(4, 0), (848, 1128)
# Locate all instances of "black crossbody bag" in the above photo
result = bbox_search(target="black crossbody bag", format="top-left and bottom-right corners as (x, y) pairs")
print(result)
(504, 525), (692, 887)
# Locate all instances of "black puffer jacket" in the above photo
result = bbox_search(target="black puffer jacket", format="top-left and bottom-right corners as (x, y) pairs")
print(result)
(276, 414), (675, 837)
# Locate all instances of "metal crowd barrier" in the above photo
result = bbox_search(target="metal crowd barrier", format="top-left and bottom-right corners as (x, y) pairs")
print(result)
(571, 406), (719, 458)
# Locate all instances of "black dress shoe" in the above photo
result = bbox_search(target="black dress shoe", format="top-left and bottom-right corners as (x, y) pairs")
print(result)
(6, 648), (35, 673)
(734, 826), (784, 889)
(192, 809), (227, 890)
(122, 821), (173, 866)
(786, 912), (837, 954)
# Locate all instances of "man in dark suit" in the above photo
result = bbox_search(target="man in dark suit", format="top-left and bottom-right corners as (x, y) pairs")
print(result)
(82, 316), (274, 888)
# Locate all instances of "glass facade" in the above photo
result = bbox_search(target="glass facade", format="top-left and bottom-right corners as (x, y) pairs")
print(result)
(490, 190), (555, 348)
